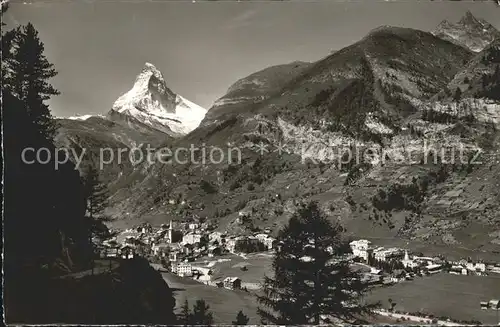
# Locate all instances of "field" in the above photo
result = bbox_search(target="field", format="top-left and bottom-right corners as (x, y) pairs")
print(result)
(161, 272), (261, 324)
(191, 252), (274, 285)
(160, 252), (273, 323)
(160, 253), (420, 324)
(366, 273), (500, 324)
(159, 251), (500, 324)
(161, 272), (419, 325)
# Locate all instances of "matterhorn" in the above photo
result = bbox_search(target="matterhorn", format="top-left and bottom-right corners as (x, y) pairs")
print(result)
(109, 63), (207, 136)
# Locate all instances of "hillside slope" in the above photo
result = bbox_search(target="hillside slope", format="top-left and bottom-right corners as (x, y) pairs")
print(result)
(203, 61), (311, 124)
(55, 115), (172, 189)
(434, 38), (500, 101)
(103, 25), (500, 256)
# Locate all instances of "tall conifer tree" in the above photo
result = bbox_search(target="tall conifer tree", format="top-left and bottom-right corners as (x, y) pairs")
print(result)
(6, 22), (59, 140)
(257, 201), (378, 324)
(191, 299), (214, 326)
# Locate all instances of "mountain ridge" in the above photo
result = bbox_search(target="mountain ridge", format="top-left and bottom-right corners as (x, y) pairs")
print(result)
(432, 10), (500, 52)
(103, 25), (499, 250)
(54, 15), (500, 254)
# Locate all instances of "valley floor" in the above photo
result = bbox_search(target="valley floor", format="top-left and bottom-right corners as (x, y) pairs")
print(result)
(161, 272), (260, 324)
(156, 253), (500, 325)
(160, 271), (424, 325)
(366, 273), (500, 325)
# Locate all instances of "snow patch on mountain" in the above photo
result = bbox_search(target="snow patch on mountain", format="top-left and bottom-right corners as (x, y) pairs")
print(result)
(66, 114), (105, 121)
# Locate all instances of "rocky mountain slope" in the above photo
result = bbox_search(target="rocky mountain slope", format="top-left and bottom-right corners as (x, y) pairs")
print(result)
(55, 114), (171, 189)
(204, 61), (311, 124)
(432, 11), (500, 52)
(103, 22), (500, 257)
(433, 38), (500, 101)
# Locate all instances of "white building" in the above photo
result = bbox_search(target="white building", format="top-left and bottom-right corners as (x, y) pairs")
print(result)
(209, 232), (224, 243)
(426, 263), (442, 274)
(182, 233), (202, 245)
(174, 263), (193, 277)
(349, 240), (373, 262)
(225, 236), (244, 253)
(255, 233), (276, 250)
(450, 265), (468, 275)
(414, 256), (437, 263)
(264, 237), (276, 250)
(488, 265), (500, 274)
(402, 250), (419, 268)
(374, 247), (404, 262)
(223, 277), (242, 289)
(188, 223), (199, 230)
(466, 262), (486, 272)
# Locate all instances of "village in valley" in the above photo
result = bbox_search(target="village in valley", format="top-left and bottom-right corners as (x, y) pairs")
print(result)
(100, 215), (277, 290)
(5, 0), (500, 324)
(94, 214), (500, 324)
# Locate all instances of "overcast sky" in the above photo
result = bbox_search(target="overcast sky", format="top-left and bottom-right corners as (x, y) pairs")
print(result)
(5, 0), (500, 117)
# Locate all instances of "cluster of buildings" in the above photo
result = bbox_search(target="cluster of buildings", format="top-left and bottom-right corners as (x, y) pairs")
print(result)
(349, 239), (499, 279)
(448, 259), (487, 276)
(99, 220), (277, 287)
(168, 261), (244, 290)
(349, 240), (406, 263)
(348, 240), (448, 287)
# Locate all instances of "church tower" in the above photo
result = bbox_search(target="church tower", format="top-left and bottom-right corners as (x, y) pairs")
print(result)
(168, 220), (173, 243)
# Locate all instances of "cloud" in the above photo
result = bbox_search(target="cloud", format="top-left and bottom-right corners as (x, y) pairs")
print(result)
(223, 9), (258, 30)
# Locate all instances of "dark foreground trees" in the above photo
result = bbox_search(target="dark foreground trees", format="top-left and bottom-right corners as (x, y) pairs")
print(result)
(4, 22), (59, 141)
(178, 298), (214, 325)
(2, 17), (93, 320)
(257, 201), (378, 324)
(233, 310), (250, 325)
(2, 7), (176, 324)
(83, 165), (109, 219)
(2, 3), (90, 277)
(192, 299), (214, 325)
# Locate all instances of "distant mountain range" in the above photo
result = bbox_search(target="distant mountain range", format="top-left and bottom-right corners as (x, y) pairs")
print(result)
(432, 10), (500, 52)
(57, 11), (500, 256)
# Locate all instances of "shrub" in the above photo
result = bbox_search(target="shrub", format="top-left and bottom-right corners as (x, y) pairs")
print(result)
(229, 180), (241, 191)
(200, 180), (218, 194)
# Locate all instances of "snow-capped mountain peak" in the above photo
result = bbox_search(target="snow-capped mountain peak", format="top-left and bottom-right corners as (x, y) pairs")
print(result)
(432, 11), (500, 53)
(66, 114), (105, 121)
(110, 63), (206, 136)
(458, 10), (482, 27)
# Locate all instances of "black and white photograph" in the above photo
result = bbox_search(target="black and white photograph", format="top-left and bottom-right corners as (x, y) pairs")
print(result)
(2, 0), (500, 325)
